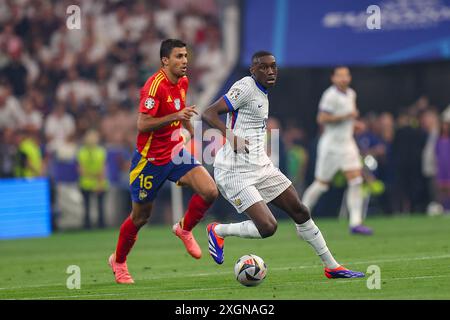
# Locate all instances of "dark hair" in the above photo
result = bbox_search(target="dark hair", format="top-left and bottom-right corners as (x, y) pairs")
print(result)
(160, 39), (186, 60)
(332, 65), (349, 76)
(251, 50), (273, 65)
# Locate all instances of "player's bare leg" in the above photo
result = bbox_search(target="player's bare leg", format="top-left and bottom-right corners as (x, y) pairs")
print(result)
(344, 169), (373, 235)
(109, 201), (153, 284)
(270, 185), (365, 278)
(174, 166), (218, 259)
(244, 202), (278, 238)
(271, 185), (339, 269)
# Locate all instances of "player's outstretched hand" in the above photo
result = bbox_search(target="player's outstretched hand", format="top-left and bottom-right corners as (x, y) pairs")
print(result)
(233, 135), (249, 154)
(176, 105), (198, 121)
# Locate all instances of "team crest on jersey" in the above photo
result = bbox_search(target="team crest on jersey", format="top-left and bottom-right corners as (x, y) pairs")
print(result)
(139, 189), (148, 200)
(229, 88), (242, 101)
(174, 98), (181, 110)
(144, 98), (155, 109)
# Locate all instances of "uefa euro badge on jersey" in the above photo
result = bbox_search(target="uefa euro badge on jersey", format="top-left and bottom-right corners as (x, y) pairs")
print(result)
(229, 88), (242, 101)
(139, 189), (148, 201)
(144, 98), (155, 110)
(174, 98), (181, 110)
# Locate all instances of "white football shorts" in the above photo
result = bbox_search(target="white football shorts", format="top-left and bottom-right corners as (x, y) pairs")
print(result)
(314, 143), (362, 182)
(214, 163), (292, 213)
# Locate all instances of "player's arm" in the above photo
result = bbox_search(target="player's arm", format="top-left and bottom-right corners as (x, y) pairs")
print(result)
(138, 78), (197, 133)
(182, 118), (194, 142)
(137, 107), (197, 133)
(317, 90), (358, 124)
(317, 109), (359, 125)
(202, 98), (249, 153)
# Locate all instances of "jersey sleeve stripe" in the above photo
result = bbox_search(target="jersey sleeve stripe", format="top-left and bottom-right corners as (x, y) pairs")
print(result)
(148, 75), (164, 97)
(223, 95), (234, 112)
(148, 73), (163, 95)
(129, 155), (148, 185)
(150, 76), (164, 97)
(148, 74), (164, 97)
(140, 132), (154, 157)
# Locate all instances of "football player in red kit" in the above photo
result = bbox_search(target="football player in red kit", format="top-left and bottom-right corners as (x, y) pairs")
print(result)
(108, 39), (218, 284)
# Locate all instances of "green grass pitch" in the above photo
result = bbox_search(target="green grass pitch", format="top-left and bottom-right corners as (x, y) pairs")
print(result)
(1, 215), (449, 300)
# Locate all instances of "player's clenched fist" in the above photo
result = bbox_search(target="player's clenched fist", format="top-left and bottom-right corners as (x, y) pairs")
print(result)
(175, 105), (198, 121)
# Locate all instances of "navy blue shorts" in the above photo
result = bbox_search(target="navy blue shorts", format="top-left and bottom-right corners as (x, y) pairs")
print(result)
(129, 149), (200, 203)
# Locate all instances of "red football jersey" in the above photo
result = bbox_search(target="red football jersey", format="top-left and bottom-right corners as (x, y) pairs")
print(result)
(137, 69), (188, 165)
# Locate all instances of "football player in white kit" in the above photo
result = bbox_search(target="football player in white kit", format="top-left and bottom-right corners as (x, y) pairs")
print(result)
(302, 66), (373, 235)
(201, 52), (364, 279)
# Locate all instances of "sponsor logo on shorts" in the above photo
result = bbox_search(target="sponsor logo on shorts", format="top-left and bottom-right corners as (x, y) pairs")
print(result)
(139, 189), (148, 200)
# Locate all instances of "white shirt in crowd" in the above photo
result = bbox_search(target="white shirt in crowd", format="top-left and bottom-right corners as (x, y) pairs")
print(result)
(44, 112), (76, 153)
(0, 95), (24, 129)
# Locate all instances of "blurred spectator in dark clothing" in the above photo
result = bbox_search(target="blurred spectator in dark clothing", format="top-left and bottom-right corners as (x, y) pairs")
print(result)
(76, 101), (102, 138)
(0, 128), (17, 177)
(392, 110), (428, 213)
(42, 59), (66, 97)
(355, 113), (386, 168)
(1, 36), (28, 97)
(376, 112), (396, 213)
(409, 95), (431, 120)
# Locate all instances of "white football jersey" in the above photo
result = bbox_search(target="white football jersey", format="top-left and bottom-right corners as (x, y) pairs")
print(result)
(318, 85), (358, 152)
(213, 76), (272, 172)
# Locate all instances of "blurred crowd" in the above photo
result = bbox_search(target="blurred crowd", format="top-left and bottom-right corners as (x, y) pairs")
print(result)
(1, 0), (449, 228)
(351, 97), (450, 215)
(0, 0), (224, 227)
(277, 96), (450, 216)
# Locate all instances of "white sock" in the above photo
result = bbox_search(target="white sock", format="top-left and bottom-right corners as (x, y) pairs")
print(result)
(346, 177), (364, 227)
(215, 220), (262, 239)
(302, 180), (329, 211)
(296, 219), (340, 269)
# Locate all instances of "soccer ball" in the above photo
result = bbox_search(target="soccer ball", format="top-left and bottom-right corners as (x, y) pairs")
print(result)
(234, 254), (267, 287)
